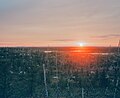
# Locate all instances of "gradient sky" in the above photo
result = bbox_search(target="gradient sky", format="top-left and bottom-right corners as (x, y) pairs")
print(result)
(0, 0), (120, 47)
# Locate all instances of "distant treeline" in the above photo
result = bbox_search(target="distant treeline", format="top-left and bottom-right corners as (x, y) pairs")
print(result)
(0, 46), (119, 53)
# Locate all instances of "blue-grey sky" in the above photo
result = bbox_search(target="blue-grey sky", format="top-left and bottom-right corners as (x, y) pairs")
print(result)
(0, 0), (120, 46)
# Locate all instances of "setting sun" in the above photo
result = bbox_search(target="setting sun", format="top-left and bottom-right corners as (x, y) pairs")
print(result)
(78, 42), (86, 47)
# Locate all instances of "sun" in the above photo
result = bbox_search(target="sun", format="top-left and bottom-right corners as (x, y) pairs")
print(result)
(79, 43), (84, 47)
(78, 42), (86, 47)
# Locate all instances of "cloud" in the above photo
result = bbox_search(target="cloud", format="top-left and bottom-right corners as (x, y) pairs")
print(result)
(92, 34), (120, 39)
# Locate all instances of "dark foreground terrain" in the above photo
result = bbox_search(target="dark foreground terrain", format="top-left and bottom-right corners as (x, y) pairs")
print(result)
(0, 47), (120, 98)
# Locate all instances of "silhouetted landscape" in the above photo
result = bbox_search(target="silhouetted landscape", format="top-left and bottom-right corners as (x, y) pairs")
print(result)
(0, 47), (120, 98)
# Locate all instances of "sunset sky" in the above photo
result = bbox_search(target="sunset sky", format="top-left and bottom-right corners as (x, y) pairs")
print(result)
(0, 0), (120, 47)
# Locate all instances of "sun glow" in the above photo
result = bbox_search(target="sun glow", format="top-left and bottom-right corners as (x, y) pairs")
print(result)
(78, 42), (86, 47)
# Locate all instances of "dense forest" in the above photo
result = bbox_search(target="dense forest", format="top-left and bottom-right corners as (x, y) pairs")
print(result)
(0, 48), (120, 98)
